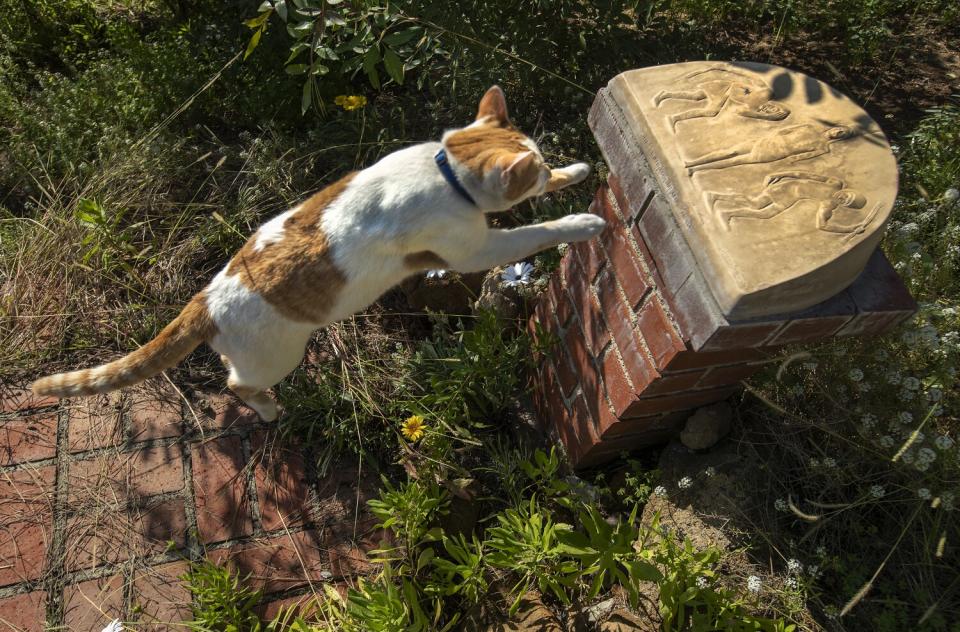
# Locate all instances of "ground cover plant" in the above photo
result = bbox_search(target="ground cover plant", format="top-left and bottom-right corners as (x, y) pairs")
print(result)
(1, 0), (958, 629)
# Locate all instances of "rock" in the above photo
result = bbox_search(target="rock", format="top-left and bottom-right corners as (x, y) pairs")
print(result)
(680, 402), (732, 451)
(585, 598), (616, 625)
(600, 609), (657, 632)
(473, 266), (523, 319)
(463, 589), (562, 632)
(400, 270), (485, 313)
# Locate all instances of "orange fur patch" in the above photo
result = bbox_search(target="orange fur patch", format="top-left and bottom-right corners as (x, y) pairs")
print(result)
(227, 173), (356, 323)
(444, 125), (530, 178)
(404, 250), (448, 271)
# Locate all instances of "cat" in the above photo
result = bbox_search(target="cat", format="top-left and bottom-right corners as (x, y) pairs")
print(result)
(32, 86), (606, 420)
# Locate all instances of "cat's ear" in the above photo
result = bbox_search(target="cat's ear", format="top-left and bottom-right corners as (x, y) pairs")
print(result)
(501, 151), (540, 199)
(476, 85), (510, 126)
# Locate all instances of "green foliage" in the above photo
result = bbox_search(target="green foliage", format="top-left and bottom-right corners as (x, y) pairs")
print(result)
(184, 561), (265, 632)
(369, 477), (449, 562)
(486, 497), (580, 611)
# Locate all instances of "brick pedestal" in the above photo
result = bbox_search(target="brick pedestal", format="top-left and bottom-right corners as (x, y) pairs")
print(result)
(527, 86), (917, 469)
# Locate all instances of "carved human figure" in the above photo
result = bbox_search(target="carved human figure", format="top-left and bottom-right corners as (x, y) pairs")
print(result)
(706, 171), (867, 233)
(653, 68), (790, 131)
(684, 124), (854, 175)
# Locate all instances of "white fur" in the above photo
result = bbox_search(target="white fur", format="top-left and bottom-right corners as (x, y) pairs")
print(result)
(203, 130), (604, 415)
(254, 206), (298, 252)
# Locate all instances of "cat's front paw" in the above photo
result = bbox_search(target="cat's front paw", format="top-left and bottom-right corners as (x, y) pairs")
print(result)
(560, 162), (591, 186)
(555, 213), (606, 242)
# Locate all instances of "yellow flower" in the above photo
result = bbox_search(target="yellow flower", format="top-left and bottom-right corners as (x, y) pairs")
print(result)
(401, 415), (426, 441)
(334, 94), (367, 111)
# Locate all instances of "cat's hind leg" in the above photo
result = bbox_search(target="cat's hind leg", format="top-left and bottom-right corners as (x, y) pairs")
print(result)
(217, 335), (310, 422)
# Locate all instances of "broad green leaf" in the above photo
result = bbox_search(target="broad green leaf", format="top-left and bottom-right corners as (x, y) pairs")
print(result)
(287, 21), (313, 39)
(243, 27), (263, 60)
(301, 79), (312, 115)
(285, 63), (309, 75)
(383, 49), (403, 84)
(275, 0), (288, 21)
(243, 10), (271, 28)
(363, 46), (381, 89)
(383, 27), (421, 47)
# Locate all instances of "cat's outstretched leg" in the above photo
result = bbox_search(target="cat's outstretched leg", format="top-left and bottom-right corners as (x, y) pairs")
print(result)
(449, 214), (606, 273)
(545, 163), (591, 193)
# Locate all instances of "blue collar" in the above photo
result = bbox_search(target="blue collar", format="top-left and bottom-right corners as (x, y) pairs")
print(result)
(434, 148), (476, 206)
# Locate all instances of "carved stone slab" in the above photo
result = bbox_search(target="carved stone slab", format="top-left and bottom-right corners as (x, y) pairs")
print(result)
(605, 61), (898, 319)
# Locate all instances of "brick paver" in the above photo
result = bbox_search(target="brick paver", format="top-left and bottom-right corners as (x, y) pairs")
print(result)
(0, 380), (379, 628)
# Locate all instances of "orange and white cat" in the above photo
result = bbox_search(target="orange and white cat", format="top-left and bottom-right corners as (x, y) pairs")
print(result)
(32, 86), (605, 420)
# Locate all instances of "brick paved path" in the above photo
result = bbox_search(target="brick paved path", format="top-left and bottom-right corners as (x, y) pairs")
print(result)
(0, 381), (378, 631)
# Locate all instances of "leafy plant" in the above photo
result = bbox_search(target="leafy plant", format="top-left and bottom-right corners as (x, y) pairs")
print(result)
(486, 496), (580, 613)
(184, 561), (265, 632)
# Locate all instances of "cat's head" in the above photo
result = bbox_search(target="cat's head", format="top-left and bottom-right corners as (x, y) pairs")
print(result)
(441, 86), (550, 211)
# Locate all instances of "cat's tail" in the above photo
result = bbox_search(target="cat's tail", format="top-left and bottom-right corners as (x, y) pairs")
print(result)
(31, 292), (217, 398)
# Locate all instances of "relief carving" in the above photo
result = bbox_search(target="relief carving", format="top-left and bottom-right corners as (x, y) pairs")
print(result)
(684, 124), (855, 175)
(652, 67), (790, 132)
(704, 171), (867, 233)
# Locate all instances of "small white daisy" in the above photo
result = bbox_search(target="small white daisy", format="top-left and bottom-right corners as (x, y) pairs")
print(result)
(747, 575), (762, 593)
(654, 485), (667, 498)
(678, 476), (693, 489)
(785, 577), (799, 590)
(787, 558), (803, 574)
(775, 498), (788, 512)
(501, 261), (534, 287)
(101, 621), (124, 632)
(870, 485), (886, 498)
(696, 576), (708, 589)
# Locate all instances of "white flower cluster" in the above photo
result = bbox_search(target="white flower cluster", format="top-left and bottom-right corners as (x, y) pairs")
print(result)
(870, 485), (886, 498)
(654, 485), (667, 498)
(787, 558), (803, 574)
(678, 476), (693, 490)
(747, 575), (762, 593)
(696, 576), (709, 589)
(775, 497), (788, 512)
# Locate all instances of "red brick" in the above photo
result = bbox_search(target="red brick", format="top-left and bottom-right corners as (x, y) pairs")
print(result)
(192, 435), (253, 543)
(622, 386), (738, 418)
(542, 365), (569, 429)
(132, 561), (192, 629)
(564, 394), (601, 464)
(601, 222), (651, 309)
(68, 444), (184, 504)
(63, 574), (125, 631)
(129, 384), (183, 441)
(617, 334), (659, 394)
(767, 316), (852, 346)
(635, 196), (694, 295)
(630, 222), (668, 293)
(0, 389), (58, 413)
(598, 410), (688, 440)
(636, 297), (684, 369)
(600, 348), (637, 416)
(554, 286), (574, 330)
(564, 323), (594, 380)
(700, 322), (782, 350)
(327, 541), (373, 578)
(573, 235), (605, 283)
(641, 370), (706, 398)
(666, 348), (770, 370)
(199, 395), (260, 430)
(0, 590), (46, 632)
(580, 289), (610, 356)
(252, 430), (311, 532)
(698, 364), (763, 389)
(67, 395), (123, 453)
(596, 268), (632, 357)
(65, 499), (187, 572)
(606, 173), (652, 224)
(0, 466), (55, 587)
(554, 348), (579, 399)
(564, 254), (597, 341)
(208, 529), (326, 594)
(0, 413), (57, 466)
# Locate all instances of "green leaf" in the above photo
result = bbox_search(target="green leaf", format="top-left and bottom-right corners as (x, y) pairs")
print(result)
(301, 79), (312, 115)
(275, 0), (288, 21)
(243, 26), (263, 60)
(383, 27), (421, 47)
(257, 0), (273, 11)
(244, 10), (271, 28)
(287, 21), (313, 39)
(383, 47), (404, 84)
(285, 41), (308, 64)
(363, 46), (381, 89)
(285, 63), (309, 75)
